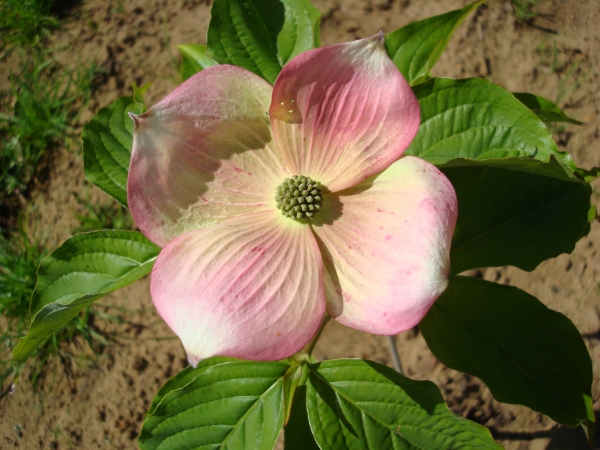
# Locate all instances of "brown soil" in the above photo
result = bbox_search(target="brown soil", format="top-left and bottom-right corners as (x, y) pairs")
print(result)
(1, 0), (599, 449)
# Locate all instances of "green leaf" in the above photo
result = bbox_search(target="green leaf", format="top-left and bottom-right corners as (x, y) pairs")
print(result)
(282, 363), (304, 425)
(132, 81), (152, 107)
(82, 95), (145, 207)
(407, 77), (589, 180)
(274, 0), (321, 64)
(139, 360), (289, 450)
(285, 383), (320, 450)
(146, 356), (237, 416)
(385, 0), (486, 85)
(514, 92), (584, 125)
(12, 231), (159, 383)
(207, 0), (321, 84)
(444, 157), (593, 274)
(420, 276), (595, 431)
(176, 44), (218, 81)
(306, 359), (501, 450)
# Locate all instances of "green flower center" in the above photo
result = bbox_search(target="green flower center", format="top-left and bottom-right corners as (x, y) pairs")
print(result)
(275, 175), (323, 220)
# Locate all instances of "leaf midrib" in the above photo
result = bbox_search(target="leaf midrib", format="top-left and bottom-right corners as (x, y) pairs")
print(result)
(33, 256), (156, 316)
(312, 368), (443, 450)
(415, 107), (554, 158)
(154, 375), (283, 450)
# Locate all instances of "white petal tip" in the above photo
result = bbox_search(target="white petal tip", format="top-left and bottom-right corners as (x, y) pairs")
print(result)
(373, 30), (385, 46)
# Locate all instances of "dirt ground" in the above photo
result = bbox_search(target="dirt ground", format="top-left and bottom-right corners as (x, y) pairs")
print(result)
(1, 0), (600, 448)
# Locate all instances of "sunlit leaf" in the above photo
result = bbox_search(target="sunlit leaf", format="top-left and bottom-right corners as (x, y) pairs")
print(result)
(408, 77), (597, 181)
(306, 359), (501, 449)
(386, 0), (486, 85)
(176, 44), (218, 81)
(132, 81), (152, 107)
(12, 231), (159, 383)
(207, 0), (320, 84)
(147, 356), (238, 418)
(82, 96), (144, 207)
(139, 360), (288, 450)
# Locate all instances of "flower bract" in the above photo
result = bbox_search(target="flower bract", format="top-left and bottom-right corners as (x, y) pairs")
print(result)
(128, 33), (458, 365)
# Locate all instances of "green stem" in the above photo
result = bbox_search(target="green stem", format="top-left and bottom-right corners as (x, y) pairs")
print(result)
(303, 312), (331, 357)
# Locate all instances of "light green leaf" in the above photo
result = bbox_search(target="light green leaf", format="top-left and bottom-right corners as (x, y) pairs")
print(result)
(514, 92), (584, 125)
(274, 0), (321, 64)
(385, 0), (486, 85)
(407, 77), (591, 180)
(282, 363), (303, 426)
(139, 360), (289, 450)
(132, 81), (152, 107)
(82, 95), (144, 207)
(12, 231), (159, 383)
(444, 157), (593, 273)
(176, 44), (218, 81)
(306, 359), (501, 449)
(420, 276), (595, 432)
(207, 0), (321, 84)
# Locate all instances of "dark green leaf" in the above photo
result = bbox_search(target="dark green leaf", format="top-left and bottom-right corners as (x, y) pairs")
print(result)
(514, 92), (584, 125)
(306, 359), (501, 449)
(12, 231), (159, 383)
(407, 77), (589, 180)
(444, 157), (593, 273)
(285, 383), (320, 450)
(420, 276), (595, 431)
(207, 0), (320, 84)
(385, 0), (486, 85)
(176, 44), (218, 81)
(82, 96), (144, 207)
(139, 360), (289, 450)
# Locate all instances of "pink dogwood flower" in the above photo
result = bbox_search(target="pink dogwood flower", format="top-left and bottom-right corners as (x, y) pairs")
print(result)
(127, 33), (458, 366)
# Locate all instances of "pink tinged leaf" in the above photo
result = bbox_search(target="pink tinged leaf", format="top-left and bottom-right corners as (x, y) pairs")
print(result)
(269, 32), (420, 193)
(128, 65), (290, 247)
(150, 210), (326, 364)
(310, 156), (458, 335)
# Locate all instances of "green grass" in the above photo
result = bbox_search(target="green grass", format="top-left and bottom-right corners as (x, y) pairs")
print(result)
(555, 58), (591, 106)
(0, 220), (46, 322)
(0, 0), (122, 393)
(535, 39), (591, 136)
(0, 0), (59, 55)
(0, 217), (46, 390)
(0, 55), (97, 201)
(0, 217), (120, 392)
(511, 0), (539, 20)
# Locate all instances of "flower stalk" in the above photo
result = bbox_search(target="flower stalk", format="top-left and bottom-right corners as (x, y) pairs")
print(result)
(303, 312), (332, 357)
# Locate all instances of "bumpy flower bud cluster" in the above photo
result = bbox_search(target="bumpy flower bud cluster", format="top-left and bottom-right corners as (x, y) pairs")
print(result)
(275, 175), (323, 220)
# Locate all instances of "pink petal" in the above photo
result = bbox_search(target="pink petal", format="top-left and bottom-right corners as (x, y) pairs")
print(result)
(128, 65), (289, 247)
(269, 33), (420, 193)
(151, 210), (326, 363)
(311, 156), (457, 335)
